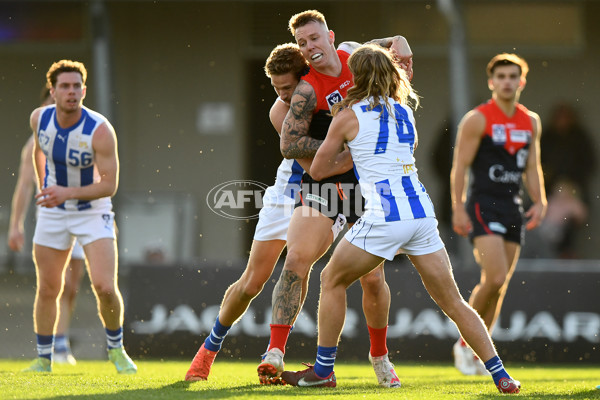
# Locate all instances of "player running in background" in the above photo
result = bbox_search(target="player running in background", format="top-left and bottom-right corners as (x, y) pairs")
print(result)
(281, 43), (521, 394)
(21, 60), (136, 374)
(8, 86), (85, 366)
(258, 9), (413, 388)
(450, 53), (546, 375)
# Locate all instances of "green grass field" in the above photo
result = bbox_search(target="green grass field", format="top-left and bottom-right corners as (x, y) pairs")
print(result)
(1, 359), (598, 399)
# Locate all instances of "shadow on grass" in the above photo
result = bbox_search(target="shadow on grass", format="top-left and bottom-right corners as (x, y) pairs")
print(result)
(37, 378), (600, 400)
(39, 379), (353, 399)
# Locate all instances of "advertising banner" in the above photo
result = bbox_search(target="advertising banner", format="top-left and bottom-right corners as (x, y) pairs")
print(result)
(125, 261), (600, 362)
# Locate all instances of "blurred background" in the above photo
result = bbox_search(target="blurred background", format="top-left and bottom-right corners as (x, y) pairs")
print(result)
(0, 0), (598, 363)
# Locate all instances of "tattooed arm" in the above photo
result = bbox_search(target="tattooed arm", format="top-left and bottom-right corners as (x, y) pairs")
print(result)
(280, 80), (323, 160)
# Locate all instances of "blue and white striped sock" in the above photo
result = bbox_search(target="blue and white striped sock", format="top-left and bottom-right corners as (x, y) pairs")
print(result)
(204, 316), (230, 352)
(105, 327), (123, 349)
(484, 355), (511, 386)
(54, 335), (70, 353)
(314, 346), (337, 378)
(36, 334), (54, 361)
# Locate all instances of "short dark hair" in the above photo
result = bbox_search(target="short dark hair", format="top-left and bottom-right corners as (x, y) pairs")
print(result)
(486, 53), (529, 79)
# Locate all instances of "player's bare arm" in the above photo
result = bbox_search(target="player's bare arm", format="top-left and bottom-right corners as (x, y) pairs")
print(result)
(311, 108), (358, 181)
(30, 107), (46, 191)
(523, 111), (547, 230)
(280, 80), (322, 160)
(8, 137), (35, 252)
(270, 99), (312, 172)
(450, 110), (485, 237)
(36, 123), (119, 208)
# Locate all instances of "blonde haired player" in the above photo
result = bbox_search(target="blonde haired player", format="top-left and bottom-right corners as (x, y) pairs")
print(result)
(282, 44), (521, 394)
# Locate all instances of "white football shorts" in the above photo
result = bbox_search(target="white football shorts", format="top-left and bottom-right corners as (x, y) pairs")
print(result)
(345, 216), (444, 260)
(253, 199), (295, 241)
(254, 186), (347, 242)
(33, 207), (116, 251)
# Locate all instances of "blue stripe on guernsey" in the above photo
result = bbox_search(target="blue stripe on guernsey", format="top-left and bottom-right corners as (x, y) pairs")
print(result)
(284, 160), (303, 199)
(77, 164), (94, 210)
(353, 163), (360, 180)
(43, 164), (49, 190)
(393, 104), (416, 152)
(401, 176), (426, 218)
(361, 104), (389, 154)
(81, 110), (96, 135)
(39, 108), (54, 131)
(52, 128), (70, 185)
(375, 179), (401, 222)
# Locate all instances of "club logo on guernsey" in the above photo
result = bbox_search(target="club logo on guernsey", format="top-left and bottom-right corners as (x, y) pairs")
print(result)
(326, 90), (343, 111)
(207, 180), (269, 220)
(491, 124), (506, 144)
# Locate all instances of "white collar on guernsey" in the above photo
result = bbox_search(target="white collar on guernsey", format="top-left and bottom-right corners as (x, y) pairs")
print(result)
(276, 96), (286, 105)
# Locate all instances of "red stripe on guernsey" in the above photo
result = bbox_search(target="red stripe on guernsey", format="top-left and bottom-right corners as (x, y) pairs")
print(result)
(477, 99), (533, 155)
(475, 202), (494, 235)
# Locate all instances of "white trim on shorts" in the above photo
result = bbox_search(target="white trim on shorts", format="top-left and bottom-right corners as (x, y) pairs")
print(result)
(33, 207), (116, 251)
(345, 216), (444, 260)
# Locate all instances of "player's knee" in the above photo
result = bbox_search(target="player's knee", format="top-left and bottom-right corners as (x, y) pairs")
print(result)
(61, 283), (78, 301)
(359, 272), (383, 292)
(282, 250), (312, 278)
(92, 282), (117, 301)
(238, 279), (265, 300)
(485, 275), (507, 292)
(444, 298), (470, 320)
(37, 282), (61, 301)
(320, 266), (347, 290)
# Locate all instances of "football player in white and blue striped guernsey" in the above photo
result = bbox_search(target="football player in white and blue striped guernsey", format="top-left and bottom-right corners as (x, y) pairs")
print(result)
(22, 60), (136, 375)
(282, 44), (520, 394)
(8, 86), (85, 366)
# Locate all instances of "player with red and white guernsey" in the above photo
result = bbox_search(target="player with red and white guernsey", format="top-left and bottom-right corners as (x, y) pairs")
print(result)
(258, 9), (413, 388)
(450, 53), (547, 377)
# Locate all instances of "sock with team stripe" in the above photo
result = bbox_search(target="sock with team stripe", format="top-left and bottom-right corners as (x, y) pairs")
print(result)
(484, 355), (511, 386)
(204, 316), (231, 352)
(36, 334), (54, 361)
(314, 346), (337, 378)
(105, 327), (123, 349)
(54, 335), (71, 354)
